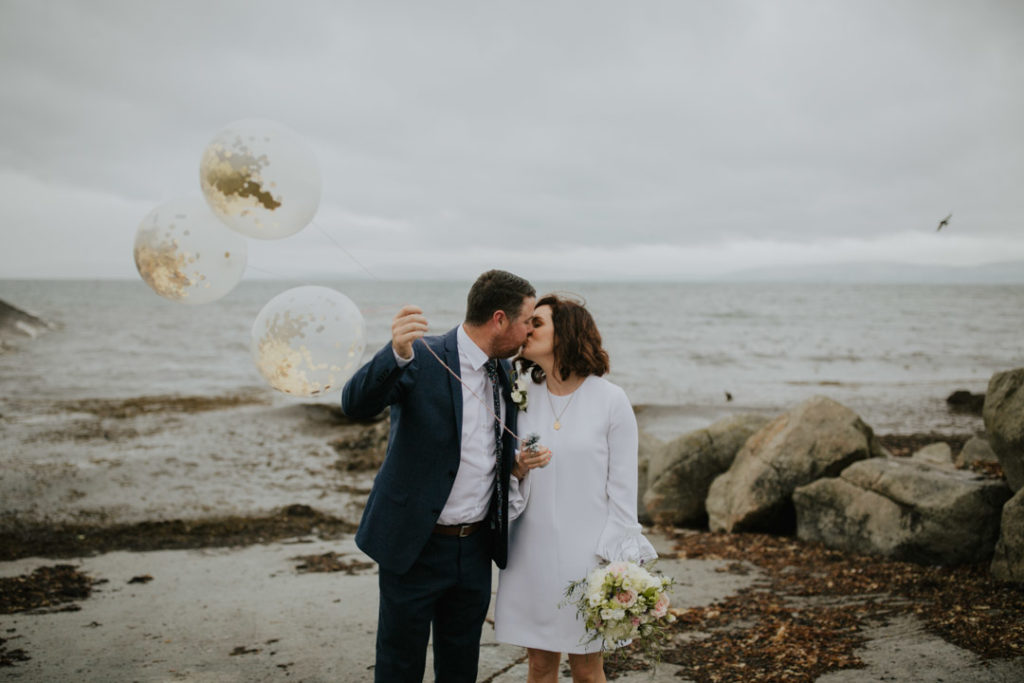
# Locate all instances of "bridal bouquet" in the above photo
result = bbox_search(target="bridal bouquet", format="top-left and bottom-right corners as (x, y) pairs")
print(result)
(564, 561), (675, 654)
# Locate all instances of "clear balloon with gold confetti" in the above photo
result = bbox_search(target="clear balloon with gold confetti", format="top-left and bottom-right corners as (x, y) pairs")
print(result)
(199, 119), (321, 240)
(133, 198), (247, 304)
(251, 286), (366, 397)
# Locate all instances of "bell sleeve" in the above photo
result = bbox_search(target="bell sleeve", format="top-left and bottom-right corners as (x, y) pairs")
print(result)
(595, 385), (657, 564)
(508, 469), (531, 522)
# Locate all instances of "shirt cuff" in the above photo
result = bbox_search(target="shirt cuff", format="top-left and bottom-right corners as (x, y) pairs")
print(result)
(393, 347), (413, 367)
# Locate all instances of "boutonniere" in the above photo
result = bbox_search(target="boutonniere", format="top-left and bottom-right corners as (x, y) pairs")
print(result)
(511, 359), (530, 411)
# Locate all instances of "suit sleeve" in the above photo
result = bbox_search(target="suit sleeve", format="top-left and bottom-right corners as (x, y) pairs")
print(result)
(341, 341), (416, 418)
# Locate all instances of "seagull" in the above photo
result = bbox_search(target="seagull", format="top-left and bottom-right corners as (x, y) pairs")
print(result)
(936, 212), (952, 231)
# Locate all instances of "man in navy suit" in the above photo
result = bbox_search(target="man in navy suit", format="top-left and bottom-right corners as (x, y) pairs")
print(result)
(342, 269), (539, 682)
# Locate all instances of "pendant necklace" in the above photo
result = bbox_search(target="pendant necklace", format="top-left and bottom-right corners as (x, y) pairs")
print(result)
(546, 383), (578, 431)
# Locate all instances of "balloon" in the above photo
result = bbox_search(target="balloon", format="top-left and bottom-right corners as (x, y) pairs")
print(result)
(199, 119), (321, 240)
(133, 198), (247, 304)
(251, 286), (365, 397)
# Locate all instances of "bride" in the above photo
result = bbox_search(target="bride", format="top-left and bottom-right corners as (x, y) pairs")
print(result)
(496, 294), (656, 682)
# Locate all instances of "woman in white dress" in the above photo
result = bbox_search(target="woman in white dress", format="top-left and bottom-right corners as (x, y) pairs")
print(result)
(496, 294), (657, 683)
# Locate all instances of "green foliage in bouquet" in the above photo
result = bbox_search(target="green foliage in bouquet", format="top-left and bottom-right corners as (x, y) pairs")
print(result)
(563, 560), (676, 662)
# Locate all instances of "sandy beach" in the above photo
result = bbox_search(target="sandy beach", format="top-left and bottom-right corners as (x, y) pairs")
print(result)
(2, 391), (1022, 682)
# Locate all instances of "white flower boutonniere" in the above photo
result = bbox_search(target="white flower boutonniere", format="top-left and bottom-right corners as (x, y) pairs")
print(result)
(511, 360), (530, 411)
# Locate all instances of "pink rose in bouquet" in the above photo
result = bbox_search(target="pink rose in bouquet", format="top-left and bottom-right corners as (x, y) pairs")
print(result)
(614, 589), (638, 608)
(652, 592), (670, 619)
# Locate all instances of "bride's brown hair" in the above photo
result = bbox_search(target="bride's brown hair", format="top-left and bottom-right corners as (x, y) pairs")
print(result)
(521, 294), (610, 383)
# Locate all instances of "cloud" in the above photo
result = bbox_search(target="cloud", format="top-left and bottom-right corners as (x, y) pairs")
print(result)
(1, 1), (1023, 279)
(0, 170), (152, 278)
(243, 228), (1024, 282)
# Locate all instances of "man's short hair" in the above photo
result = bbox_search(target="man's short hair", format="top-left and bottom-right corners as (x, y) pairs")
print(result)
(465, 270), (536, 326)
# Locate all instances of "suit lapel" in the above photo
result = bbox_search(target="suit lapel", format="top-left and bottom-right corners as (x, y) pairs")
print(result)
(496, 359), (511, 392)
(497, 359), (516, 438)
(444, 327), (463, 446)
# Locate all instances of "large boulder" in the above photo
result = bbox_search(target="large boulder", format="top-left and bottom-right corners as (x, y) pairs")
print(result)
(991, 488), (1024, 582)
(636, 430), (666, 523)
(983, 368), (1024, 492)
(794, 458), (1012, 565)
(706, 396), (882, 533)
(642, 414), (770, 526)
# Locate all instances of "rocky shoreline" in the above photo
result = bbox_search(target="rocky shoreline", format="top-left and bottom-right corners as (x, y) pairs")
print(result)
(639, 370), (1023, 581)
(0, 299), (53, 353)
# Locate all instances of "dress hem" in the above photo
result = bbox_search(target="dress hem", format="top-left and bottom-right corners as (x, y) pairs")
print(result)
(495, 636), (605, 656)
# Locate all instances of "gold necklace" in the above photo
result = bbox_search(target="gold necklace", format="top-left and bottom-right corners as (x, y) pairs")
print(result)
(546, 383), (578, 431)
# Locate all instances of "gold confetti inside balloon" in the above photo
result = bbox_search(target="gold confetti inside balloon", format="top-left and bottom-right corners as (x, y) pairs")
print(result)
(251, 286), (366, 397)
(199, 119), (321, 240)
(133, 198), (247, 305)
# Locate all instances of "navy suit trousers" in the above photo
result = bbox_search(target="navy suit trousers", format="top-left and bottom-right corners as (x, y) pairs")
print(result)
(375, 528), (493, 682)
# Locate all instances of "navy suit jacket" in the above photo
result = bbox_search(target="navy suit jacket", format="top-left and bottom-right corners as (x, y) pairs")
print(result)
(341, 326), (517, 575)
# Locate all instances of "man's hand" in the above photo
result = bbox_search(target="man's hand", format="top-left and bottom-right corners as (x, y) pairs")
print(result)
(513, 443), (552, 480)
(392, 305), (428, 360)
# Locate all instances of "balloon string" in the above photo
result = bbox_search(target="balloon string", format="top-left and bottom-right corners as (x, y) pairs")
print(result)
(416, 338), (524, 446)
(314, 220), (523, 446)
(312, 221), (380, 281)
(246, 264), (292, 279)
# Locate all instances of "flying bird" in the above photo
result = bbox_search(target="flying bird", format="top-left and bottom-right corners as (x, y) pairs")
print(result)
(936, 213), (952, 231)
(724, 391), (733, 402)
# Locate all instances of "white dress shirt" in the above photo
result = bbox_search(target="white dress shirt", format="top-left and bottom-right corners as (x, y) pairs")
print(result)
(395, 325), (526, 525)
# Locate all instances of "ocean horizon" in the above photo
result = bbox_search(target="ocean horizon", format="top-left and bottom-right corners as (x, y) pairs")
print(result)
(2, 278), (1022, 437)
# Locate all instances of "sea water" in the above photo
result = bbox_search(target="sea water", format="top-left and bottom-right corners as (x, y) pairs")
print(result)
(2, 279), (1022, 436)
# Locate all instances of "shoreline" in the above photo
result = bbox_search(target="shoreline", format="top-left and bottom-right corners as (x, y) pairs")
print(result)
(0, 433), (987, 564)
(0, 390), (987, 535)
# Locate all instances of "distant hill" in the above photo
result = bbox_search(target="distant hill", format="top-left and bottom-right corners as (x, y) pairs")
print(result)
(719, 261), (1024, 284)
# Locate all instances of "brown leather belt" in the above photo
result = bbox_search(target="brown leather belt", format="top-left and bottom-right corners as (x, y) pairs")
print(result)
(432, 522), (483, 537)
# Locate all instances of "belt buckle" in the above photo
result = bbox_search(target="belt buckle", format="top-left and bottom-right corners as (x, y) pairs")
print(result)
(458, 523), (473, 538)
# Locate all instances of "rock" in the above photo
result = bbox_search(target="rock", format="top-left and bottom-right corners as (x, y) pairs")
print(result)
(956, 435), (1000, 468)
(636, 430), (666, 524)
(946, 389), (985, 415)
(706, 396), (882, 534)
(642, 414), (770, 526)
(0, 299), (53, 346)
(794, 457), (1012, 565)
(991, 488), (1024, 582)
(911, 442), (954, 468)
(983, 368), (1024, 492)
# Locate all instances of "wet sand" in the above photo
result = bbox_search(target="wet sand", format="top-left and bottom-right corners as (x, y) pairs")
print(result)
(3, 532), (1021, 682)
(0, 392), (380, 531)
(1, 392), (1021, 681)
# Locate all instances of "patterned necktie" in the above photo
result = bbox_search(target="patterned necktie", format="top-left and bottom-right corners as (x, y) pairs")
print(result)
(483, 359), (506, 534)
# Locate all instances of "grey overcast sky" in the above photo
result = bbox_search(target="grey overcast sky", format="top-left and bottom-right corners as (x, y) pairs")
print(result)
(1, 0), (1022, 280)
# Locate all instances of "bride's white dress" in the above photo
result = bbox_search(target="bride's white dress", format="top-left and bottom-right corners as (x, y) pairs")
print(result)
(494, 375), (656, 654)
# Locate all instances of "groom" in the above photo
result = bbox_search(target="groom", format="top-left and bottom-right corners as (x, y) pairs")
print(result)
(342, 269), (536, 682)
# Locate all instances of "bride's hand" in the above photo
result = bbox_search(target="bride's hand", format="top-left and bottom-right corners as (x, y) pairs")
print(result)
(513, 444), (551, 480)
